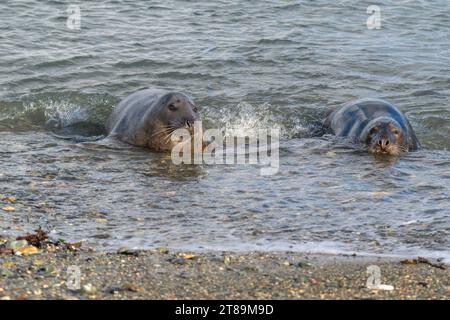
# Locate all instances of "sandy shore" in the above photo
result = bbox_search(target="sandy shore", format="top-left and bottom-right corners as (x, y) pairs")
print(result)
(1, 245), (449, 300)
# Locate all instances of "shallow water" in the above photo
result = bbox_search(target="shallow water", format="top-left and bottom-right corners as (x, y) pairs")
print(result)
(0, 0), (449, 261)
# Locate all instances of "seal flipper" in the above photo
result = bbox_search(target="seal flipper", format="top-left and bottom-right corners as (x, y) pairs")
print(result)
(50, 133), (105, 143)
(50, 121), (106, 143)
(406, 119), (421, 151)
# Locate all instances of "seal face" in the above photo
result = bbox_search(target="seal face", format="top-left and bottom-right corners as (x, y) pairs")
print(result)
(324, 98), (420, 156)
(106, 89), (199, 151)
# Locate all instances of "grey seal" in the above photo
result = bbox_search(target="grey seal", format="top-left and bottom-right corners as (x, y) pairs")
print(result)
(106, 89), (199, 151)
(325, 98), (420, 156)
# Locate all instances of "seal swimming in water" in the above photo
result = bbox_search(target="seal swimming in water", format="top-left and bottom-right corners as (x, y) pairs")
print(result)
(324, 98), (420, 156)
(106, 89), (199, 151)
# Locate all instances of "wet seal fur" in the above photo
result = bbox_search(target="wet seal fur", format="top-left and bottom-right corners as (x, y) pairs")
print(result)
(106, 89), (199, 151)
(324, 98), (420, 156)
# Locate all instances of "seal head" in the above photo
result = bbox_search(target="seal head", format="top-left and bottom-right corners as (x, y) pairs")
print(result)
(362, 117), (405, 156)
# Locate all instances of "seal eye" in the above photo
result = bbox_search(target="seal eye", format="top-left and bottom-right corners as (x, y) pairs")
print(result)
(393, 129), (399, 135)
(369, 127), (377, 136)
(168, 104), (177, 111)
(193, 106), (198, 113)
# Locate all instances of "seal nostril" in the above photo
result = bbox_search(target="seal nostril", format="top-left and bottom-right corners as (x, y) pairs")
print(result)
(378, 140), (382, 146)
(386, 140), (390, 146)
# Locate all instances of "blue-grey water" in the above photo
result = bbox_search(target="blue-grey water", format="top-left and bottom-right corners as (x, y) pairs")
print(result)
(0, 0), (449, 262)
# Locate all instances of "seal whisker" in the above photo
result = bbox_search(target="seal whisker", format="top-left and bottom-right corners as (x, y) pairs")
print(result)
(163, 132), (177, 144)
(150, 126), (176, 138)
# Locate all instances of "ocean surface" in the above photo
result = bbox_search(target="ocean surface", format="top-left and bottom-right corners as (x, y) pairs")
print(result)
(0, 0), (449, 261)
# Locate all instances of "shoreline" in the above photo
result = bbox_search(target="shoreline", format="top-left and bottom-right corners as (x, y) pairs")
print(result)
(1, 247), (448, 300)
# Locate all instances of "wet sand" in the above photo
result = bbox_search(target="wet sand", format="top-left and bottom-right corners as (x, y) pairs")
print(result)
(1, 247), (448, 300)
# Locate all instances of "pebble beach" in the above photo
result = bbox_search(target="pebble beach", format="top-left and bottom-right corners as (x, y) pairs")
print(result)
(1, 237), (448, 300)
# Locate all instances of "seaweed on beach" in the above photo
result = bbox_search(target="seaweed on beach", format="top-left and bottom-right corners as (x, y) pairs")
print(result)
(400, 257), (447, 270)
(16, 228), (49, 248)
(0, 228), (83, 256)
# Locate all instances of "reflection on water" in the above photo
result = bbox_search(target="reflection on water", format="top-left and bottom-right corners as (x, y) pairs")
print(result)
(0, 0), (449, 261)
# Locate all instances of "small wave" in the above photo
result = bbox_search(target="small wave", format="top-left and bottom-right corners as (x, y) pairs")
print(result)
(0, 92), (118, 133)
(202, 101), (325, 139)
(113, 59), (171, 68)
(257, 38), (296, 45)
(31, 55), (95, 69)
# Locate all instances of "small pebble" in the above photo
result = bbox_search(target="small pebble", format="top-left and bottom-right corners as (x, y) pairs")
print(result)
(6, 240), (28, 250)
(81, 283), (97, 295)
